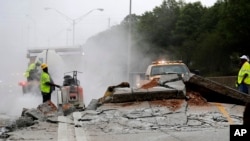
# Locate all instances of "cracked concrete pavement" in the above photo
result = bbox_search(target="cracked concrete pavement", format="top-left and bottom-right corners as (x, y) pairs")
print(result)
(1, 99), (244, 141)
(65, 100), (244, 141)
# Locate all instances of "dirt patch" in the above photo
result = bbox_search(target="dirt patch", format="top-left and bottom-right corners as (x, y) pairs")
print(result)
(121, 102), (140, 107)
(150, 99), (184, 111)
(186, 91), (208, 106)
(140, 78), (159, 89)
(37, 100), (57, 115)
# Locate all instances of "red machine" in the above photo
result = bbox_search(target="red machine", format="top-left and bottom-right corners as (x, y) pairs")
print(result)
(58, 71), (85, 109)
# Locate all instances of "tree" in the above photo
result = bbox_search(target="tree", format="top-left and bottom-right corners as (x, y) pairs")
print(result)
(83, 0), (250, 76)
(172, 2), (205, 65)
(222, 0), (250, 54)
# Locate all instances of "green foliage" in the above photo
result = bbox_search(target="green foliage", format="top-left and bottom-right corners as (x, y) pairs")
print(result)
(84, 0), (250, 76)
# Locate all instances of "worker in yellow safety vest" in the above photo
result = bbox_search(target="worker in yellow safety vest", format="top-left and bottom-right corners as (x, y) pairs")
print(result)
(24, 61), (41, 81)
(40, 63), (61, 103)
(237, 55), (250, 94)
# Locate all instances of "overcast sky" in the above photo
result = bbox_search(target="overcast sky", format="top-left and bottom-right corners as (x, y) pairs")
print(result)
(0, 0), (217, 88)
(0, 0), (217, 48)
(0, 0), (217, 87)
(0, 0), (217, 80)
(0, 0), (217, 114)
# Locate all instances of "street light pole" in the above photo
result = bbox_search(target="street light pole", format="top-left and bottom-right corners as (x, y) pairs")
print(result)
(73, 20), (76, 45)
(127, 0), (132, 82)
(44, 8), (104, 46)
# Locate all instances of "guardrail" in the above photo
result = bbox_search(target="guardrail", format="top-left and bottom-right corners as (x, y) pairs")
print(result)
(207, 76), (237, 89)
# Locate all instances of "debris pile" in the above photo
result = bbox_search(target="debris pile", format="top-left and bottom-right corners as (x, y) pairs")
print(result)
(61, 103), (76, 116)
(37, 100), (57, 116)
(73, 100), (243, 135)
(150, 99), (184, 111)
(140, 78), (159, 89)
(186, 90), (208, 106)
(1, 100), (59, 139)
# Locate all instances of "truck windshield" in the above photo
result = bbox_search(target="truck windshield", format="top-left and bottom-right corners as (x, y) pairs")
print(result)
(151, 65), (189, 76)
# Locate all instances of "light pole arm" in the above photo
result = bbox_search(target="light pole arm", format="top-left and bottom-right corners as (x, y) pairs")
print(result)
(44, 7), (73, 23)
(75, 8), (104, 24)
(44, 7), (104, 46)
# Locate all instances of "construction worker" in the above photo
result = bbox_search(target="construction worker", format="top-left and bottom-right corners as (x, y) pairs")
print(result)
(40, 63), (61, 103)
(237, 55), (250, 94)
(24, 61), (41, 81)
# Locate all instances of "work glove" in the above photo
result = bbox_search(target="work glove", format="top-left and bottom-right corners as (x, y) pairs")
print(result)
(235, 82), (240, 88)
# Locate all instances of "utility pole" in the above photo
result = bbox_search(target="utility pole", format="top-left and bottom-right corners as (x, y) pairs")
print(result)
(127, 0), (132, 82)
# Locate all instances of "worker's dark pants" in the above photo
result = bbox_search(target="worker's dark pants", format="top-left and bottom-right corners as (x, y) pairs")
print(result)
(239, 84), (249, 94)
(41, 92), (52, 103)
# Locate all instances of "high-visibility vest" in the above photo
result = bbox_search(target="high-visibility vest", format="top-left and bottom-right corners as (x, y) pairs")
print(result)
(24, 63), (36, 77)
(238, 61), (250, 84)
(40, 72), (51, 93)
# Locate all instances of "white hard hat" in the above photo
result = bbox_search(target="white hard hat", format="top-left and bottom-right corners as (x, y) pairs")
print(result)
(240, 55), (249, 61)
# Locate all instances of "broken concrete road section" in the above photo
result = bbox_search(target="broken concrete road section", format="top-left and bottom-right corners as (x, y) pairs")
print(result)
(186, 74), (250, 104)
(69, 100), (243, 141)
(3, 74), (250, 141)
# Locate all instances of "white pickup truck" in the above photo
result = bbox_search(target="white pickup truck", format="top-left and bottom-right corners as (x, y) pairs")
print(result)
(145, 60), (191, 81)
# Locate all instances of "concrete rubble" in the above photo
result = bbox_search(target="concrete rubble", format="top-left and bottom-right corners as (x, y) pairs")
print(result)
(76, 95), (243, 134)
(0, 100), (59, 140)
(69, 95), (244, 141)
(1, 88), (245, 141)
(1, 74), (249, 141)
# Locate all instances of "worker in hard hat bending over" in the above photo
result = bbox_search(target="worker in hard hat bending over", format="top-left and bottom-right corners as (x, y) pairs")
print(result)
(25, 61), (41, 81)
(40, 63), (61, 103)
